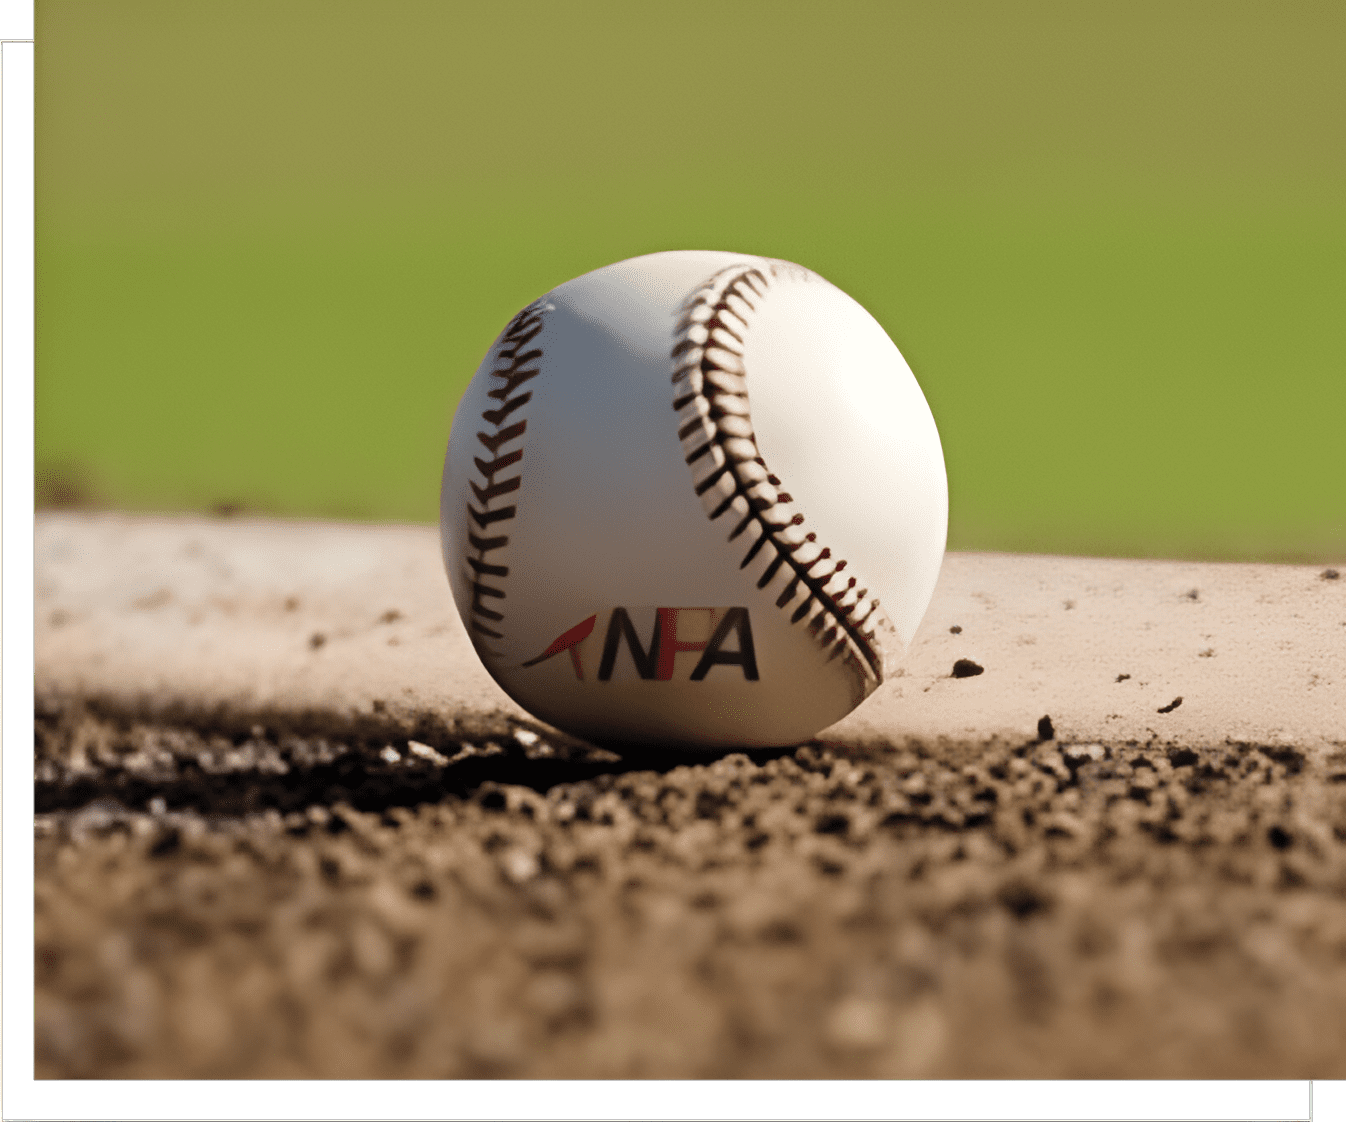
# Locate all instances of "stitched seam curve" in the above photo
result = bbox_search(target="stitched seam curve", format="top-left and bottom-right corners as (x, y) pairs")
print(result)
(465, 301), (546, 644)
(670, 264), (886, 684)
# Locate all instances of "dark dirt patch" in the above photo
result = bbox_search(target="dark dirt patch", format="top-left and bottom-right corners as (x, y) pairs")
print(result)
(951, 659), (984, 679)
(35, 461), (103, 510)
(209, 501), (249, 518)
(33, 700), (1346, 1079)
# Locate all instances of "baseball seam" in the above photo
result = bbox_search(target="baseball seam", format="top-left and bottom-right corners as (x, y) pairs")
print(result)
(670, 263), (886, 685)
(464, 301), (547, 644)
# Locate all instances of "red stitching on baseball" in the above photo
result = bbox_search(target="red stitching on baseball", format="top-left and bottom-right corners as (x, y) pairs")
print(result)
(465, 302), (546, 642)
(670, 263), (886, 684)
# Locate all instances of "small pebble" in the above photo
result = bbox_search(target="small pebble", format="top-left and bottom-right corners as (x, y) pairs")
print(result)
(501, 849), (540, 883)
(824, 996), (889, 1051)
(407, 740), (449, 765)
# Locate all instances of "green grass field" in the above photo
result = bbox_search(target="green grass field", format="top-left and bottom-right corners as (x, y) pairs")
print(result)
(36, 1), (1346, 561)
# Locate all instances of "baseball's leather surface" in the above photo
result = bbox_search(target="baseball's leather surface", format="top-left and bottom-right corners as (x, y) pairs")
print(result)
(441, 251), (946, 748)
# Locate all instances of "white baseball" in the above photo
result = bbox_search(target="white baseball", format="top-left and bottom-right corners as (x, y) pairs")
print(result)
(440, 251), (947, 750)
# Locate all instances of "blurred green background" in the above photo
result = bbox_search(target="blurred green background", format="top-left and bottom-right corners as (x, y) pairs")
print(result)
(36, 1), (1345, 561)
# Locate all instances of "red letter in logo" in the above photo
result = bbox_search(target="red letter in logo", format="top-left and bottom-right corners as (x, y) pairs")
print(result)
(655, 608), (711, 680)
(521, 613), (597, 679)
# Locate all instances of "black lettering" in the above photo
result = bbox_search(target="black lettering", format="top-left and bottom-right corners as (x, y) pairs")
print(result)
(689, 608), (758, 681)
(597, 608), (662, 681)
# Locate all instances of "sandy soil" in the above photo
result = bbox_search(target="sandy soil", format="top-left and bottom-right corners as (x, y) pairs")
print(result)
(31, 512), (1346, 1079)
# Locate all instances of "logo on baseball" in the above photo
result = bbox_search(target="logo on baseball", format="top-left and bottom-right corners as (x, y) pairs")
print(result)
(440, 251), (947, 749)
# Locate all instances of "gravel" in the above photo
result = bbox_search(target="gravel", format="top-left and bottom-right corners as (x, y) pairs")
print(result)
(33, 698), (1346, 1079)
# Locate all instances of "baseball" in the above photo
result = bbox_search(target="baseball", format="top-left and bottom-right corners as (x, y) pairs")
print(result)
(440, 251), (947, 750)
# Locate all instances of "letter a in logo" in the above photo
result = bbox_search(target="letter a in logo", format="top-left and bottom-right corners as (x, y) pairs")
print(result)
(690, 607), (758, 681)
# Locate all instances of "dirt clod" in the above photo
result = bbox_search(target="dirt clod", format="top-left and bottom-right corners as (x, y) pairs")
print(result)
(952, 659), (985, 679)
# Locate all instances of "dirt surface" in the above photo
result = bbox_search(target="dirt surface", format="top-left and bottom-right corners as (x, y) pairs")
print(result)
(34, 696), (1346, 1080)
(35, 512), (1346, 754)
(31, 513), (1346, 1080)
